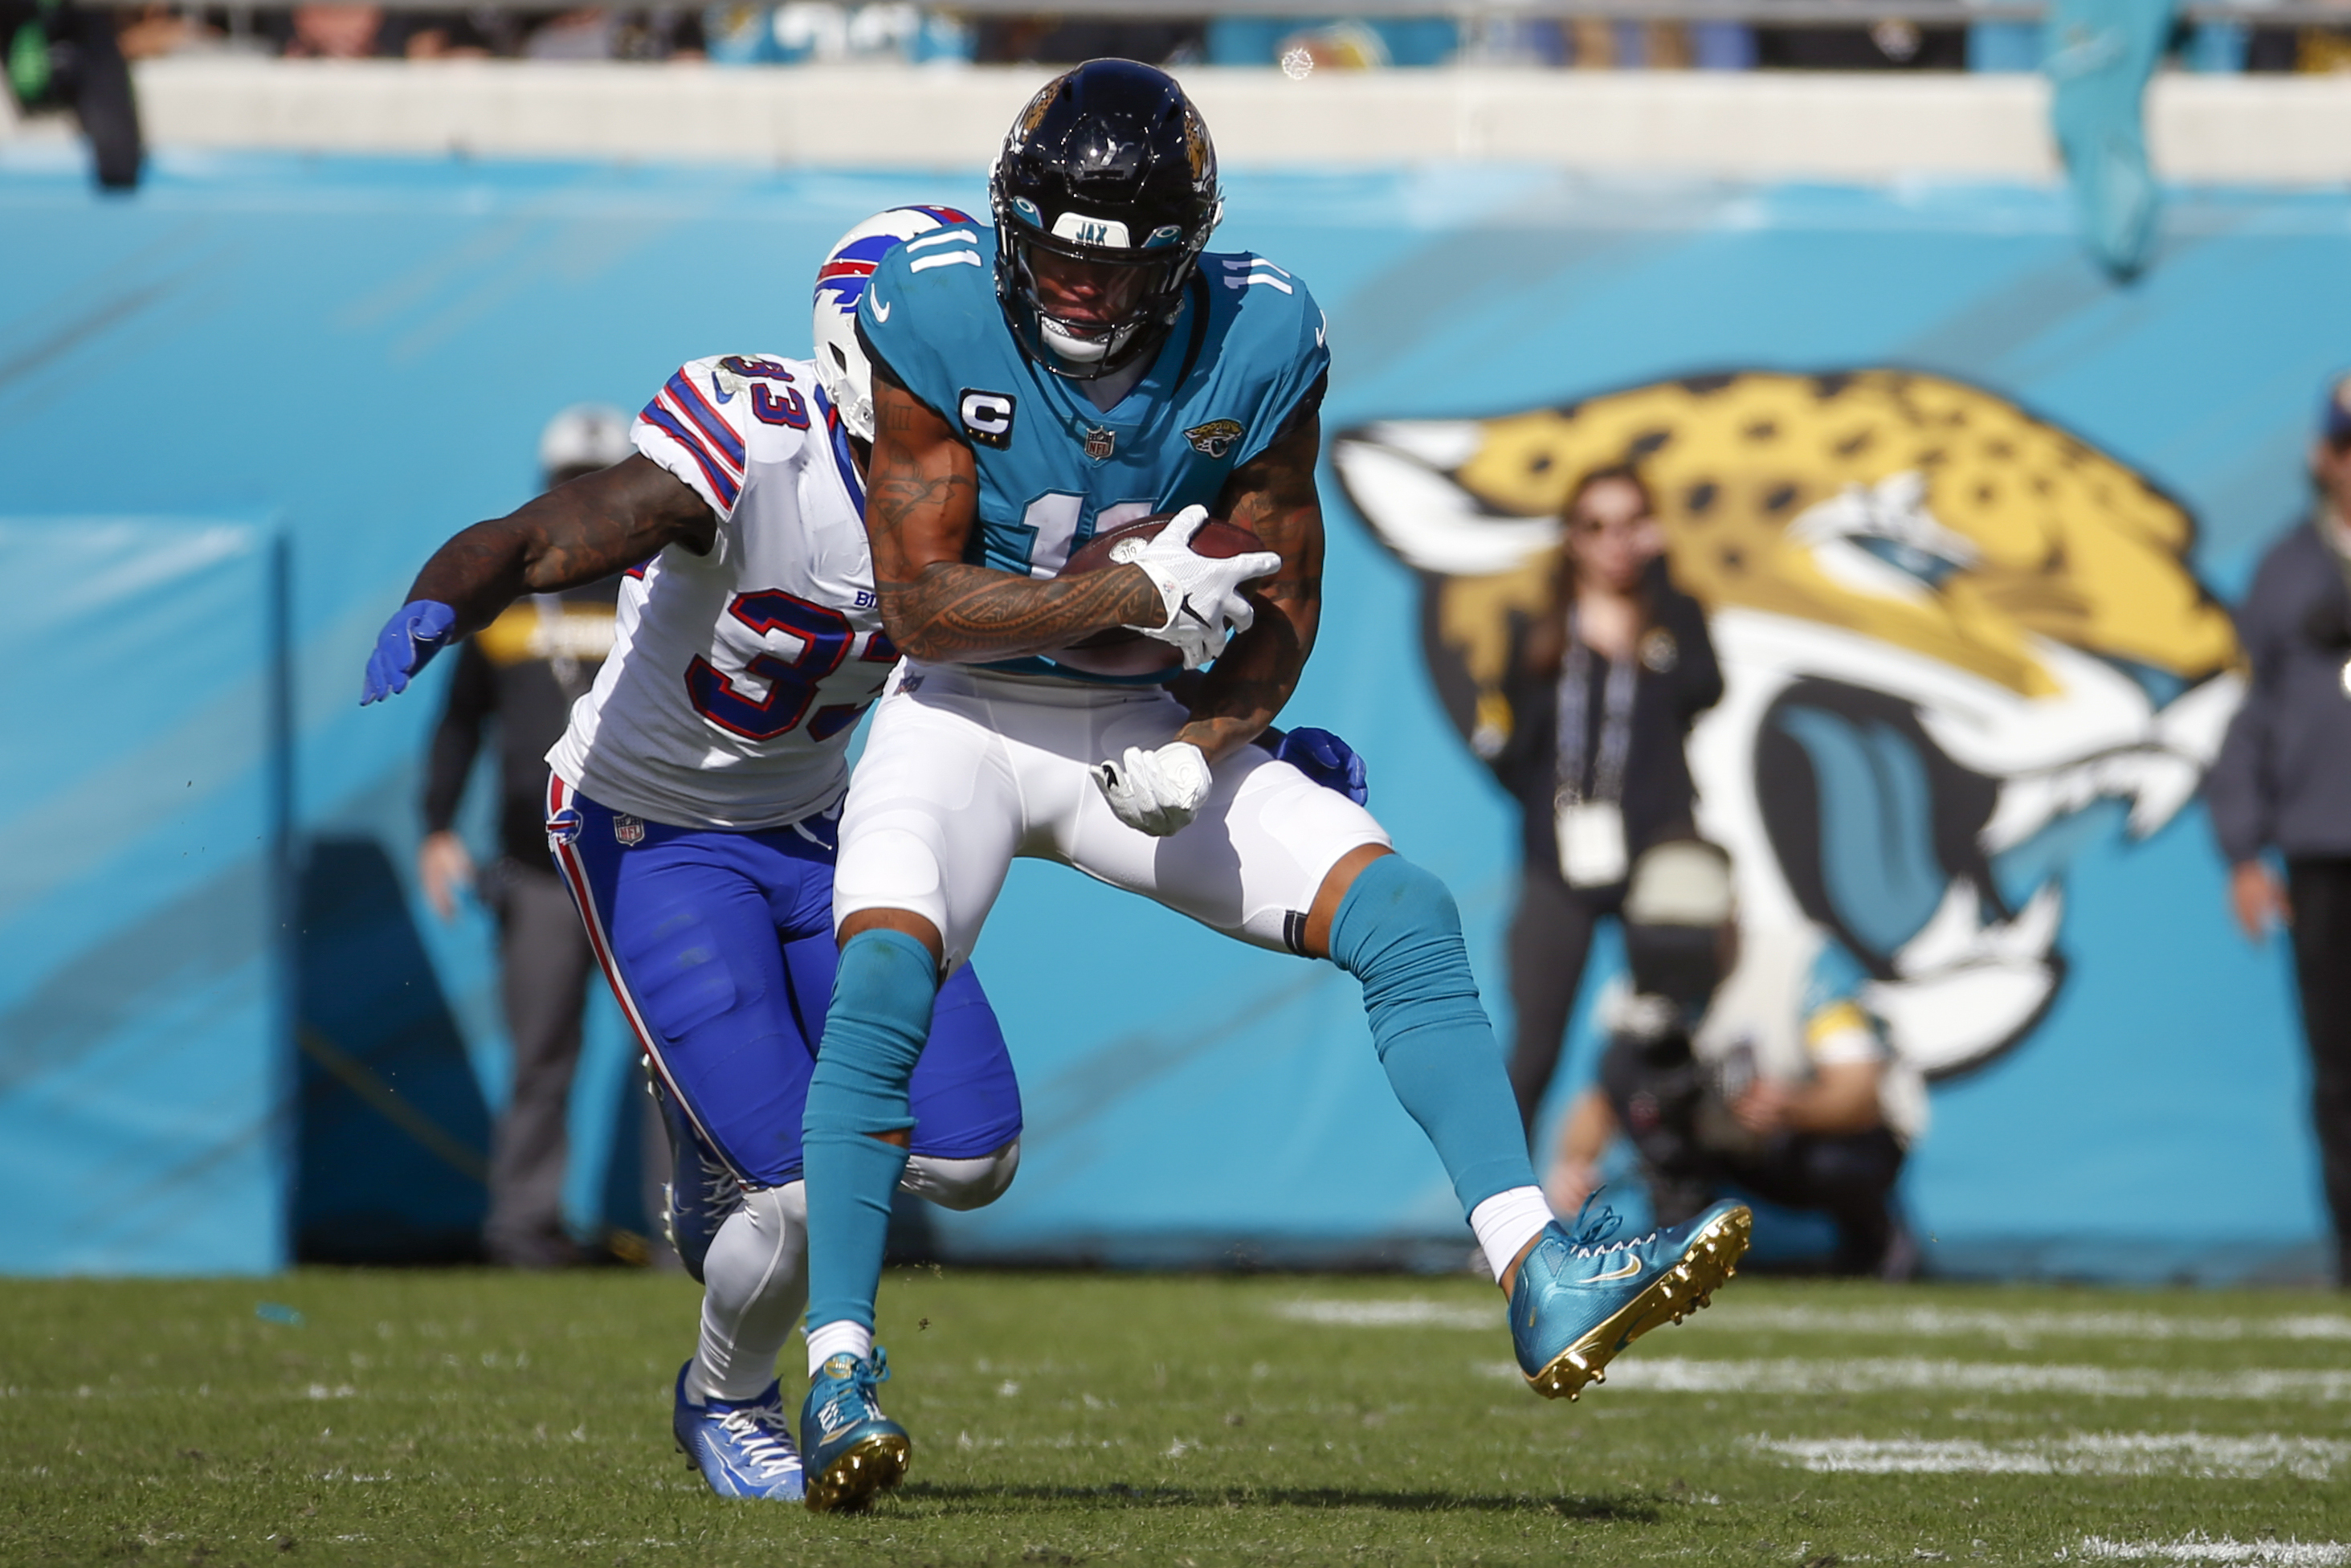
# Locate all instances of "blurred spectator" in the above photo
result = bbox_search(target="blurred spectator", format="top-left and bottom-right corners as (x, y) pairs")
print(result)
(2206, 374), (2351, 1289)
(1484, 464), (1721, 1137)
(1755, 19), (1965, 69)
(1548, 841), (1924, 1280)
(116, 6), (223, 58)
(421, 405), (631, 1269)
(282, 2), (384, 56)
(1207, 14), (1455, 68)
(1565, 18), (1690, 69)
(524, 5), (700, 59)
(0, 0), (141, 187)
(704, 1), (960, 64)
(972, 14), (1202, 66)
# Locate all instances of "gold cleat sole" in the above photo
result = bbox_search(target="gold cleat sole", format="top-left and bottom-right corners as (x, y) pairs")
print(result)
(1527, 1203), (1753, 1401)
(802, 1431), (912, 1513)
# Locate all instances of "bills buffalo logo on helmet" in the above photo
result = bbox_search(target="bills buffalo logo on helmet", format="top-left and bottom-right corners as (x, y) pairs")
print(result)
(1333, 368), (2245, 1082)
(1185, 419), (1245, 459)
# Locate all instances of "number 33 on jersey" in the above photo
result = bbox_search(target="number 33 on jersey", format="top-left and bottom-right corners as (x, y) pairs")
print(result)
(545, 353), (896, 833)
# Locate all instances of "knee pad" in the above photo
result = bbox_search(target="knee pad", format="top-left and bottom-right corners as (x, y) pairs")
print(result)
(900, 1139), (1020, 1212)
(655, 1076), (744, 1284)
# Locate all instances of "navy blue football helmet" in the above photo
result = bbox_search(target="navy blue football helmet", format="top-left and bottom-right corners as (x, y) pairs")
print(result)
(989, 59), (1222, 380)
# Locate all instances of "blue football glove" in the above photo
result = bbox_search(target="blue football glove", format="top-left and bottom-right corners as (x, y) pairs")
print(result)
(1276, 725), (1369, 806)
(361, 599), (458, 705)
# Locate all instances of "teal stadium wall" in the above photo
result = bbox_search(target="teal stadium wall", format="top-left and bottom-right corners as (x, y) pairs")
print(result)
(0, 147), (2333, 1279)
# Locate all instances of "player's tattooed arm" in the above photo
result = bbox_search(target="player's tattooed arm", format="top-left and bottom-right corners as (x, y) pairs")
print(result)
(406, 456), (716, 638)
(865, 382), (1165, 662)
(1175, 414), (1326, 763)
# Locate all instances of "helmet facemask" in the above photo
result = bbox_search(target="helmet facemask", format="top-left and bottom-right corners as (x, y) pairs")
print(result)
(998, 222), (1188, 379)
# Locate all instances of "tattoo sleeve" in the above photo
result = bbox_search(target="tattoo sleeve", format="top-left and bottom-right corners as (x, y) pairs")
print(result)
(866, 382), (1166, 663)
(1175, 414), (1326, 763)
(406, 455), (716, 639)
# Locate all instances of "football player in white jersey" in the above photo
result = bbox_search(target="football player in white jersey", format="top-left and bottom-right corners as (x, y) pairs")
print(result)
(359, 206), (1369, 1503)
(357, 207), (1028, 1503)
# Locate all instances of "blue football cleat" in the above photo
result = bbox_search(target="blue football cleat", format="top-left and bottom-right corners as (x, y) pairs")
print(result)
(798, 1347), (910, 1513)
(1508, 1195), (1752, 1400)
(671, 1364), (806, 1501)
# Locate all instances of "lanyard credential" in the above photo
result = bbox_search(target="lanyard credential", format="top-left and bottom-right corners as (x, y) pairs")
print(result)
(1553, 612), (1638, 888)
(1553, 616), (1639, 808)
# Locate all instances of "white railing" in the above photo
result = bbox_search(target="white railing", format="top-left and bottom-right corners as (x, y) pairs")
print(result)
(75, 59), (2350, 183)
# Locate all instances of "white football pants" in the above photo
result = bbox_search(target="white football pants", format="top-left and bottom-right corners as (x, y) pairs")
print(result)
(832, 662), (1391, 970)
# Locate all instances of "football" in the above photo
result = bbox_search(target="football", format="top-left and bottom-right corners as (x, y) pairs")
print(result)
(1047, 512), (1272, 676)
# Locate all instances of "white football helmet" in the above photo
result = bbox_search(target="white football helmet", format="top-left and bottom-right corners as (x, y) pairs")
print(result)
(811, 203), (973, 442)
(538, 402), (631, 479)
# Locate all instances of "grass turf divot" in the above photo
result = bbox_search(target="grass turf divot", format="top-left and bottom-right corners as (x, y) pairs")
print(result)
(1, 1272), (2346, 1566)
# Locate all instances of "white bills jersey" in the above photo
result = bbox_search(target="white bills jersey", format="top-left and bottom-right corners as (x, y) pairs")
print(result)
(546, 353), (894, 831)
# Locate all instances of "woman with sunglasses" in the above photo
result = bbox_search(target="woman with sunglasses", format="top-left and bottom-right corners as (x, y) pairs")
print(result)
(1487, 464), (1723, 1143)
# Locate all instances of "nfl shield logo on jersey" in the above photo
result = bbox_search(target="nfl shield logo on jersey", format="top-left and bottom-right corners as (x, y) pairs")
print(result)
(1083, 426), (1116, 463)
(614, 814), (646, 847)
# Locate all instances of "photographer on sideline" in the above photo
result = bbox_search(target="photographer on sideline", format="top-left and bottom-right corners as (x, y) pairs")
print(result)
(2206, 372), (2351, 1289)
(1547, 841), (1925, 1280)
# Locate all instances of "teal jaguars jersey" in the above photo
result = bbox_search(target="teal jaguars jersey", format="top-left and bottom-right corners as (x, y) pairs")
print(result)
(855, 223), (1329, 679)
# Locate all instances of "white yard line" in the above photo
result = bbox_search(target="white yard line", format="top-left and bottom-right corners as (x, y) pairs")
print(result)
(1715, 1306), (2351, 1345)
(1278, 1297), (2351, 1344)
(1750, 1432), (2351, 1480)
(1275, 1299), (1499, 1330)
(2074, 1537), (2351, 1565)
(1475, 1357), (2351, 1401)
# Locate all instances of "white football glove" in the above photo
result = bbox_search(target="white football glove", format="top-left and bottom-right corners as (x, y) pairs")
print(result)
(1117, 505), (1284, 671)
(1092, 741), (1213, 838)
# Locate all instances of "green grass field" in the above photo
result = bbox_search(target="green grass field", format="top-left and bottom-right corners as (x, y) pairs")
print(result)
(3, 1268), (2347, 1566)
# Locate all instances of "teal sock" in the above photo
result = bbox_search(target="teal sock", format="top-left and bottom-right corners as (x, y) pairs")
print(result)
(802, 929), (937, 1337)
(1329, 855), (1538, 1215)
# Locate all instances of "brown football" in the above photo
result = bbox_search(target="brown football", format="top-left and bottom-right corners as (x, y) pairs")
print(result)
(1044, 512), (1272, 677)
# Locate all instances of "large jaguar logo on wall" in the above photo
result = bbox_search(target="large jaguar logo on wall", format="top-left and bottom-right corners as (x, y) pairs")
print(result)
(1335, 370), (2244, 1079)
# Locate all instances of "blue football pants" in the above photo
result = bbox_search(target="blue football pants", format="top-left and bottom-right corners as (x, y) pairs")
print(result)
(548, 778), (1022, 1188)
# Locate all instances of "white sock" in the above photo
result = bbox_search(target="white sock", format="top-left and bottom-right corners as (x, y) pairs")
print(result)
(685, 1183), (806, 1405)
(806, 1320), (874, 1379)
(1470, 1186), (1556, 1284)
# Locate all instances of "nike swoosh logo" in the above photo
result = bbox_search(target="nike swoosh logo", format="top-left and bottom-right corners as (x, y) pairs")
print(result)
(1583, 1258), (1643, 1283)
(871, 295), (891, 322)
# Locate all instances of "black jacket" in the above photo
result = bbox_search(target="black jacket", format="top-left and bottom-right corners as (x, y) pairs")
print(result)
(1492, 572), (1723, 887)
(2207, 518), (2351, 864)
(423, 584), (618, 864)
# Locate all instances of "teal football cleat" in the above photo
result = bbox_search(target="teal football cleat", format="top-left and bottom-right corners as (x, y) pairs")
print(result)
(798, 1346), (910, 1512)
(671, 1364), (806, 1501)
(1508, 1196), (1752, 1400)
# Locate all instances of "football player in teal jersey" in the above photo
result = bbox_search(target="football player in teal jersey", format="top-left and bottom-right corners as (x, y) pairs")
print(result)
(794, 59), (1753, 1511)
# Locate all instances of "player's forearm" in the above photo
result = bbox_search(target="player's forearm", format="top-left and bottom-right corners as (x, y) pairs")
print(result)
(405, 517), (544, 638)
(880, 560), (1165, 664)
(409, 458), (712, 638)
(1174, 591), (1316, 762)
